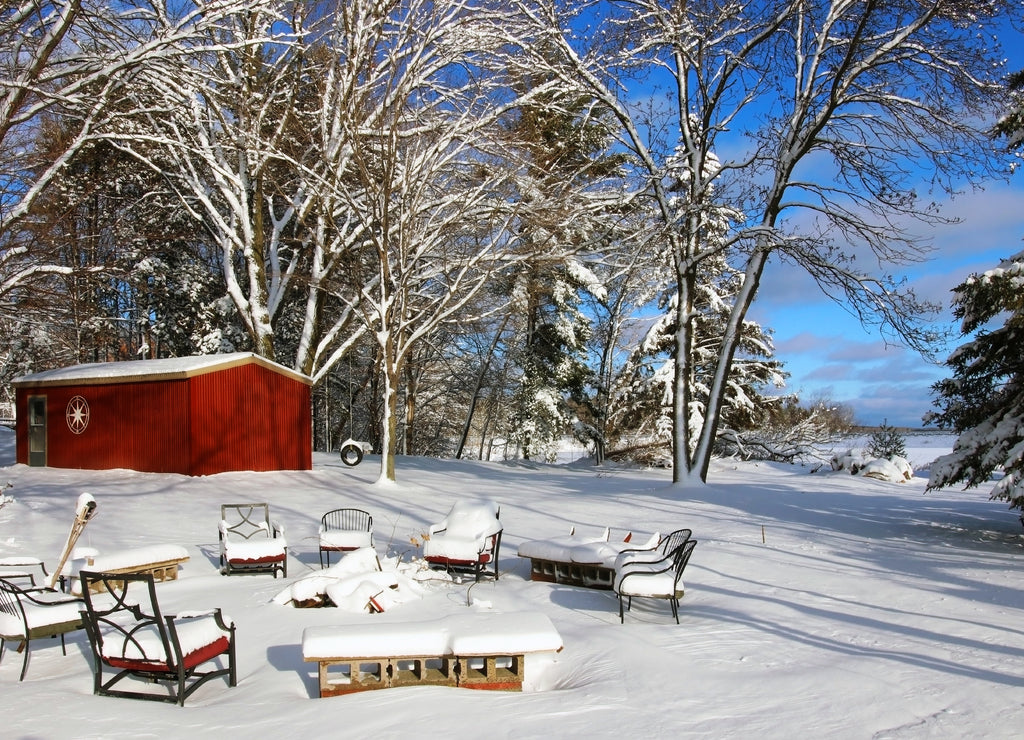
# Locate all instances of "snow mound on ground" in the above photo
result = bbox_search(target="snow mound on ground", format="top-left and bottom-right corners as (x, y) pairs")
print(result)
(831, 449), (913, 483)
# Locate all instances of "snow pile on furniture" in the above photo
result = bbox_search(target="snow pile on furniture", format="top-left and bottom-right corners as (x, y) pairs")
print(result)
(272, 548), (432, 611)
(422, 500), (501, 562)
(518, 526), (660, 588)
(61, 544), (190, 595)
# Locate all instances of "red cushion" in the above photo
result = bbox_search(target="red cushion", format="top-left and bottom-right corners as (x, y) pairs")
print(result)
(228, 554), (284, 564)
(424, 554), (489, 566)
(105, 636), (231, 672)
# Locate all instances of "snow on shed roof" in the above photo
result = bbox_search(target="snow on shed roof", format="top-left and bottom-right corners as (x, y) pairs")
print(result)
(12, 352), (311, 388)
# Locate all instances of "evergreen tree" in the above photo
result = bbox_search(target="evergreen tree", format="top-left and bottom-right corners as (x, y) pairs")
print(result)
(927, 65), (1024, 509)
(868, 420), (907, 460)
(608, 267), (785, 465)
(501, 71), (625, 462)
(926, 251), (1024, 507)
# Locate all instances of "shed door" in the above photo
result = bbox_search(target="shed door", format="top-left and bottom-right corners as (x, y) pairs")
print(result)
(28, 396), (46, 467)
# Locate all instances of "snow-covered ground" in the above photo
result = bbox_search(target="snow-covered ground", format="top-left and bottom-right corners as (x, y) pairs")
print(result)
(2, 428), (1023, 739)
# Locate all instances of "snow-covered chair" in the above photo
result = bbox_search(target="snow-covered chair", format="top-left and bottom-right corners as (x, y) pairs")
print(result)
(0, 576), (83, 680)
(0, 557), (50, 587)
(615, 538), (697, 624)
(612, 528), (691, 570)
(422, 500), (502, 582)
(219, 503), (287, 578)
(79, 571), (236, 705)
(319, 508), (373, 568)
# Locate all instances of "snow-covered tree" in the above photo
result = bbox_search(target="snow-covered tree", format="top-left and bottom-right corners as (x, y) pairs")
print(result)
(321, 0), (570, 482)
(12, 128), (234, 365)
(927, 60), (1024, 510)
(868, 420), (908, 461)
(512, 0), (1015, 484)
(499, 80), (625, 461)
(608, 266), (786, 466)
(926, 250), (1024, 508)
(0, 0), (269, 311)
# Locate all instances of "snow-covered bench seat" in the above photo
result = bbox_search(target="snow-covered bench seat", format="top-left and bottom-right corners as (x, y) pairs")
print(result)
(517, 527), (659, 589)
(75, 545), (190, 594)
(302, 611), (562, 697)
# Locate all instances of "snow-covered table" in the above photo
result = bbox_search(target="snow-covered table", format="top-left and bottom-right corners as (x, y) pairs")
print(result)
(302, 611), (563, 696)
(517, 527), (659, 589)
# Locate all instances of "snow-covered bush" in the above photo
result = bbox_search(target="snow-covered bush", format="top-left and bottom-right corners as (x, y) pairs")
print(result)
(831, 448), (912, 483)
(831, 449), (870, 474)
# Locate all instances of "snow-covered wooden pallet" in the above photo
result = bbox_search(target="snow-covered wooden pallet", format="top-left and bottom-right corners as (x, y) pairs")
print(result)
(75, 545), (190, 593)
(518, 527), (659, 590)
(528, 558), (616, 589)
(302, 612), (562, 697)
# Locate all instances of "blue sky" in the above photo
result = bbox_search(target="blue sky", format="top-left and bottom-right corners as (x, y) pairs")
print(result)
(746, 15), (1024, 430)
(752, 179), (1024, 428)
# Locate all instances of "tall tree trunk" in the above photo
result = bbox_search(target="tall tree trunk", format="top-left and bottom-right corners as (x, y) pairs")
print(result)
(456, 313), (510, 459)
(672, 262), (696, 482)
(693, 244), (769, 481)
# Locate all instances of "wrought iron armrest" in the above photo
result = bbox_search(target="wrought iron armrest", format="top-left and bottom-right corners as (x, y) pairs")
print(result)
(617, 554), (674, 576)
(18, 585), (83, 607)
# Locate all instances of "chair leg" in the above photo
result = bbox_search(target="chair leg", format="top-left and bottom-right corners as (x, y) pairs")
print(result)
(19, 639), (29, 681)
(176, 664), (187, 706)
(618, 594), (625, 623)
(228, 638), (238, 687)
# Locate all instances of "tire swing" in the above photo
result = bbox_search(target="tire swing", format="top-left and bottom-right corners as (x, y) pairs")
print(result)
(338, 355), (364, 467)
(339, 440), (363, 467)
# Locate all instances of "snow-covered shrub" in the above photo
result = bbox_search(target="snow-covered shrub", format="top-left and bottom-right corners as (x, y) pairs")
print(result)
(831, 449), (912, 483)
(831, 449), (870, 474)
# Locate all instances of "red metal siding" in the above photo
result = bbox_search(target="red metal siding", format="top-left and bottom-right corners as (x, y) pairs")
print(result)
(16, 381), (191, 473)
(15, 356), (311, 475)
(188, 364), (311, 475)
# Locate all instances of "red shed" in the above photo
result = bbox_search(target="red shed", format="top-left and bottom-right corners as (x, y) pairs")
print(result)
(12, 353), (312, 475)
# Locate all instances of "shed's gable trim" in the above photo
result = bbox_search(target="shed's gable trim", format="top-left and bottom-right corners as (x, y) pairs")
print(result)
(12, 353), (311, 388)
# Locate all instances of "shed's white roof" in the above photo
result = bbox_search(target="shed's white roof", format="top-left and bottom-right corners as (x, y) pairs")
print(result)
(13, 352), (311, 388)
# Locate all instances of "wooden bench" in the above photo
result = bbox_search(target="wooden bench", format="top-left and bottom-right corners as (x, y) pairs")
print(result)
(68, 545), (190, 594)
(517, 528), (659, 590)
(302, 611), (562, 697)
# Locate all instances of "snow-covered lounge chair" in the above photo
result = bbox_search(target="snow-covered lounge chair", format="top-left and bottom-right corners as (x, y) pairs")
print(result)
(422, 500), (502, 582)
(219, 503), (287, 578)
(79, 571), (237, 705)
(318, 508), (373, 568)
(0, 576), (83, 680)
(302, 611), (562, 696)
(517, 527), (665, 589)
(615, 538), (697, 624)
